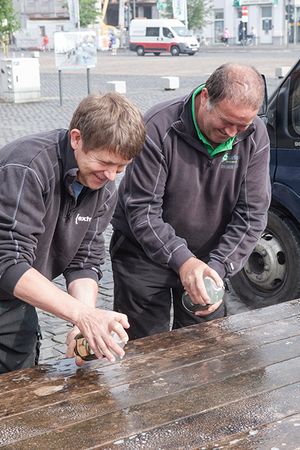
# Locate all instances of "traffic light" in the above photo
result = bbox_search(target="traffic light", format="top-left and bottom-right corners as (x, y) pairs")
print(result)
(285, 3), (294, 22)
(285, 3), (294, 14)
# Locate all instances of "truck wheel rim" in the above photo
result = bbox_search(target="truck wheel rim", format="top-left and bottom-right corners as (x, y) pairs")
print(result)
(244, 232), (286, 291)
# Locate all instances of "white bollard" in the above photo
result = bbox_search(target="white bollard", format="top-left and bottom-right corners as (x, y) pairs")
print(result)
(161, 76), (180, 90)
(275, 67), (290, 79)
(106, 80), (126, 94)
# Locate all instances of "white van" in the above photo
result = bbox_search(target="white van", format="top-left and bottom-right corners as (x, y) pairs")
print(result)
(129, 19), (199, 56)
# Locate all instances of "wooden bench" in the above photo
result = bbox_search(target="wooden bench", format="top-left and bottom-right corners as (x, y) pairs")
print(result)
(1, 299), (300, 449)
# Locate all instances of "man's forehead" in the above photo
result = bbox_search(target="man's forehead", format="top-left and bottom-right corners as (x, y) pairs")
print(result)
(214, 100), (258, 122)
(91, 149), (131, 165)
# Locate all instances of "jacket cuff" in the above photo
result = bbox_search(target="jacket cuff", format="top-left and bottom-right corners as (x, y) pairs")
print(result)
(208, 259), (226, 279)
(168, 246), (195, 273)
(0, 262), (31, 295)
(64, 268), (102, 288)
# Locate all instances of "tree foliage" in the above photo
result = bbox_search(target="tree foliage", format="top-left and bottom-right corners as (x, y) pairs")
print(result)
(0, 0), (20, 54)
(79, 0), (99, 28)
(187, 0), (212, 30)
(163, 0), (212, 30)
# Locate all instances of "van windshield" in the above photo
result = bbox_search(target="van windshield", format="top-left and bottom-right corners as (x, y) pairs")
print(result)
(172, 27), (192, 37)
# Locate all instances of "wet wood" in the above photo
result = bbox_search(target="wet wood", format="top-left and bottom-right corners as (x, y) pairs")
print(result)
(0, 299), (299, 449)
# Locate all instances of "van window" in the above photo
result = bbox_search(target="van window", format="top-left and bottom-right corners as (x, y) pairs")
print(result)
(163, 28), (174, 38)
(291, 75), (300, 134)
(172, 27), (192, 37)
(146, 27), (159, 37)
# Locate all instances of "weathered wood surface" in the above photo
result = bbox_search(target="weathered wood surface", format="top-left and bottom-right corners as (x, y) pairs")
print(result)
(0, 299), (300, 449)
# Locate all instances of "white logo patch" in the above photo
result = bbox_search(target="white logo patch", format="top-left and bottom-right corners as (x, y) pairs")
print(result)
(75, 214), (92, 225)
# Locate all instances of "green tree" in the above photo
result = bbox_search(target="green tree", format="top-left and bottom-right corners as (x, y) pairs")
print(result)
(187, 0), (212, 30)
(0, 0), (20, 55)
(164, 0), (212, 30)
(79, 0), (99, 28)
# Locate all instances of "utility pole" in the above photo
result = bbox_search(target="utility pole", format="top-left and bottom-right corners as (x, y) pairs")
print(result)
(132, 0), (136, 19)
(68, 0), (80, 29)
(285, 0), (294, 45)
(293, 0), (297, 45)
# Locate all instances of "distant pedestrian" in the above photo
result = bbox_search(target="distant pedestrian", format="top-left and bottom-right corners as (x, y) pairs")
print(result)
(222, 28), (230, 46)
(108, 31), (117, 55)
(238, 22), (244, 44)
(42, 35), (49, 51)
(250, 26), (257, 45)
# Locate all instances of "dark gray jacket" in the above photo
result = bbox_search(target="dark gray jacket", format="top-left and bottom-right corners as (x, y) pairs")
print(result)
(112, 91), (271, 279)
(0, 129), (117, 300)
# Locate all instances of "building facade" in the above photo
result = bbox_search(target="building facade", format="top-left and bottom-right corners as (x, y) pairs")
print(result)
(12, 0), (73, 48)
(11, 0), (300, 48)
(201, 0), (300, 46)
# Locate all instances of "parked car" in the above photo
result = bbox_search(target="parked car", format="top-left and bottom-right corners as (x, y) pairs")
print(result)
(231, 59), (300, 307)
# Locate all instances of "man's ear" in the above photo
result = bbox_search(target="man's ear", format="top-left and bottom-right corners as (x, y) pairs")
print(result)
(200, 88), (209, 104)
(69, 129), (81, 150)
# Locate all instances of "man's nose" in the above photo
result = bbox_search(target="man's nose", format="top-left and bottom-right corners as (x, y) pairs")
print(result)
(104, 170), (117, 181)
(224, 125), (238, 137)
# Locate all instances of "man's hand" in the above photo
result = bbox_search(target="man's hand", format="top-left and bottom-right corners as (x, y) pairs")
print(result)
(179, 257), (224, 316)
(66, 325), (88, 367)
(13, 270), (130, 364)
(72, 308), (130, 363)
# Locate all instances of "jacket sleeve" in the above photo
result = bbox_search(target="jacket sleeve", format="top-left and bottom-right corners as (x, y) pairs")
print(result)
(121, 122), (194, 271)
(0, 163), (46, 294)
(208, 122), (271, 279)
(64, 183), (118, 286)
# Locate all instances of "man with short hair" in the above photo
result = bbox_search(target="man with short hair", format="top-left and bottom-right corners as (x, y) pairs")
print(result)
(110, 63), (271, 339)
(0, 93), (145, 373)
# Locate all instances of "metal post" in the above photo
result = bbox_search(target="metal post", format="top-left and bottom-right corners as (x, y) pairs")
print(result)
(58, 70), (63, 106)
(294, 0), (297, 44)
(87, 68), (90, 94)
(119, 0), (125, 28)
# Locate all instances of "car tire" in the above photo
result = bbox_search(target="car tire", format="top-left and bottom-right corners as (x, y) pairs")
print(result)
(230, 209), (300, 308)
(136, 46), (145, 56)
(170, 46), (180, 56)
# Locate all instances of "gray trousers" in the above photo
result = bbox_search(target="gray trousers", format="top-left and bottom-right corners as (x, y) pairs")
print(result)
(0, 298), (40, 374)
(110, 230), (226, 340)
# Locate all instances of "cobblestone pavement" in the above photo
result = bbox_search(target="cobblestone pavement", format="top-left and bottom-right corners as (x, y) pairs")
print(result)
(1, 48), (299, 364)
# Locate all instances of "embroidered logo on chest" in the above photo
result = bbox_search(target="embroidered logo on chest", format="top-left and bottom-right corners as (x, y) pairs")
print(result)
(75, 214), (92, 225)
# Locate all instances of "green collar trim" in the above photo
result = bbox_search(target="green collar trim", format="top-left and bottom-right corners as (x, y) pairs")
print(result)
(191, 84), (235, 157)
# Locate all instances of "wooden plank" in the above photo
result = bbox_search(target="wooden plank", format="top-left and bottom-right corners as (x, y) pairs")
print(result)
(205, 412), (300, 449)
(0, 314), (300, 418)
(1, 333), (300, 424)
(93, 383), (300, 450)
(1, 350), (299, 447)
(1, 299), (299, 395)
(0, 300), (299, 449)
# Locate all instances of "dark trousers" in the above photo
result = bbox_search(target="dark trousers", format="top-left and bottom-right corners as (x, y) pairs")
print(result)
(110, 231), (226, 340)
(0, 298), (41, 374)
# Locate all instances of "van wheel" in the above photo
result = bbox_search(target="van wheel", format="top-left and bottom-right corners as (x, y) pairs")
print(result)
(188, 52), (195, 56)
(170, 46), (180, 56)
(230, 209), (300, 308)
(136, 46), (145, 56)
(154, 52), (161, 56)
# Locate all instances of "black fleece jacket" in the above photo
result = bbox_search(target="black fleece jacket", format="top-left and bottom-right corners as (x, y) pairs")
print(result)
(0, 129), (117, 300)
(112, 91), (271, 279)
